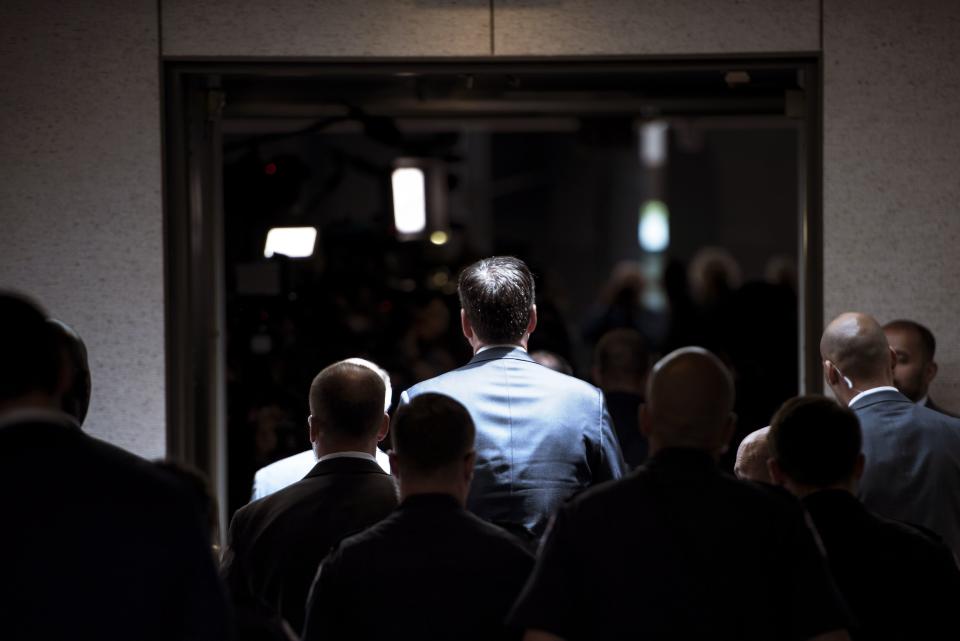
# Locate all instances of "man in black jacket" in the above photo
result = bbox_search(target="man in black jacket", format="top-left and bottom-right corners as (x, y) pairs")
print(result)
(510, 347), (851, 641)
(768, 395), (960, 640)
(303, 393), (534, 641)
(0, 291), (229, 641)
(221, 360), (399, 631)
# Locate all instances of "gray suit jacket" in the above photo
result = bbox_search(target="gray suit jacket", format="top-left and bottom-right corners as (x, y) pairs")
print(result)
(400, 346), (626, 540)
(853, 389), (960, 557)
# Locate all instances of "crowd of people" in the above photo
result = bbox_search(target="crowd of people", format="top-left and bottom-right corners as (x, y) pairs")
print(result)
(3, 255), (960, 640)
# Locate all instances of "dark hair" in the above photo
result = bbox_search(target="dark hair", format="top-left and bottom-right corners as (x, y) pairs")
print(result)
(392, 393), (475, 474)
(458, 256), (535, 344)
(768, 396), (862, 487)
(594, 328), (650, 382)
(884, 319), (936, 362)
(48, 319), (92, 424)
(309, 361), (386, 440)
(0, 292), (60, 402)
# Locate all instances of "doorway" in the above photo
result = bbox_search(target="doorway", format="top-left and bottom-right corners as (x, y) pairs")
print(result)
(164, 59), (822, 524)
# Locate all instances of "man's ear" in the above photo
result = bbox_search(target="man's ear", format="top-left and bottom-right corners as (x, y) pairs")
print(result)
(376, 413), (390, 443)
(526, 304), (538, 337)
(888, 346), (898, 373)
(638, 403), (652, 436)
(767, 458), (786, 485)
(924, 360), (939, 387)
(463, 450), (477, 483)
(308, 415), (319, 444)
(824, 360), (839, 387)
(853, 452), (865, 481)
(388, 451), (400, 479)
(716, 413), (737, 456)
(461, 309), (474, 341)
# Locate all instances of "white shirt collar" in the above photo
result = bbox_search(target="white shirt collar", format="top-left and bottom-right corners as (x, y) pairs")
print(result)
(917, 394), (929, 406)
(476, 343), (527, 354)
(315, 451), (378, 464)
(0, 407), (80, 431)
(848, 386), (900, 407)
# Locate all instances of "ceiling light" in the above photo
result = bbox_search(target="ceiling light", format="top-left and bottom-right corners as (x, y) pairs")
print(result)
(263, 227), (317, 259)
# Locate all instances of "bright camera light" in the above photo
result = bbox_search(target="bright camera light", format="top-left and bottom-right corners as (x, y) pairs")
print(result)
(263, 227), (317, 259)
(638, 200), (670, 253)
(640, 120), (669, 169)
(392, 167), (427, 235)
(429, 231), (449, 245)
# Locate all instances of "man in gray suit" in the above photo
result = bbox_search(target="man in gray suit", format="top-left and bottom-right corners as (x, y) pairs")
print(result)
(821, 312), (960, 557)
(400, 256), (626, 542)
(882, 319), (959, 418)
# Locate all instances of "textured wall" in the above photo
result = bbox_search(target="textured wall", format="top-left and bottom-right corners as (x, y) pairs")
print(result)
(0, 1), (166, 456)
(494, 0), (819, 55)
(823, 0), (960, 412)
(4, 0), (958, 458)
(162, 0), (491, 57)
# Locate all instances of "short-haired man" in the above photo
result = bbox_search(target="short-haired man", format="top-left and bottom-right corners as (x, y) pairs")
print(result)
(883, 319), (958, 417)
(250, 357), (393, 500)
(401, 257), (626, 542)
(221, 360), (399, 631)
(303, 393), (535, 641)
(733, 425), (772, 484)
(0, 292), (229, 640)
(593, 328), (650, 467)
(768, 396), (960, 640)
(821, 312), (960, 557)
(510, 347), (851, 641)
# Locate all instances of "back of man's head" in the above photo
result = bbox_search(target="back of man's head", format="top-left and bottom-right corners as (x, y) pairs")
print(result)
(309, 361), (386, 441)
(644, 347), (735, 452)
(821, 312), (891, 382)
(342, 357), (393, 412)
(734, 426), (772, 484)
(48, 319), (92, 424)
(458, 256), (534, 344)
(768, 396), (862, 490)
(391, 393), (475, 478)
(0, 292), (60, 406)
(594, 328), (649, 393)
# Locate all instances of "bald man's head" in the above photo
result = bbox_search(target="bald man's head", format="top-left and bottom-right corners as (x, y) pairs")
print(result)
(642, 347), (736, 454)
(820, 312), (894, 388)
(309, 361), (386, 441)
(734, 426), (772, 483)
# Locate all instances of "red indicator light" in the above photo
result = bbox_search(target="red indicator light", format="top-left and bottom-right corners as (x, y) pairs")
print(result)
(264, 162), (277, 175)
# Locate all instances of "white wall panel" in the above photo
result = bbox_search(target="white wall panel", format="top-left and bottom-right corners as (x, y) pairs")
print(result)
(823, 0), (960, 411)
(0, 1), (166, 456)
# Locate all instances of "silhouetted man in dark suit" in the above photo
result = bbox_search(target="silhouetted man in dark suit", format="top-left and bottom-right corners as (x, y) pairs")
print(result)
(593, 328), (650, 467)
(883, 318), (959, 417)
(768, 395), (960, 640)
(220, 360), (398, 632)
(401, 257), (626, 542)
(822, 312), (960, 557)
(303, 393), (534, 641)
(510, 347), (851, 641)
(0, 292), (229, 641)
